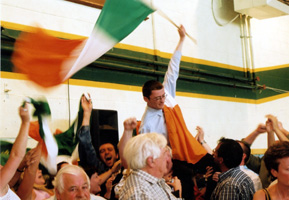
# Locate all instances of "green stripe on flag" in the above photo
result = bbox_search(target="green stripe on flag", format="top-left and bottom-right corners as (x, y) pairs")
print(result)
(54, 98), (84, 156)
(28, 98), (51, 140)
(96, 0), (155, 41)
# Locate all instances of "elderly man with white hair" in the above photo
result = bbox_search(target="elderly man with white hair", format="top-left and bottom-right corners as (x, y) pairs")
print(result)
(49, 165), (105, 200)
(118, 118), (182, 200)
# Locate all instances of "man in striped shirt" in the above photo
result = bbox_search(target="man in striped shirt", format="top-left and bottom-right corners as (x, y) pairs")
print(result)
(211, 138), (255, 200)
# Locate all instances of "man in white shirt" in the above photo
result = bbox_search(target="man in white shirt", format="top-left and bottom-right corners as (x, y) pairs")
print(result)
(238, 140), (263, 191)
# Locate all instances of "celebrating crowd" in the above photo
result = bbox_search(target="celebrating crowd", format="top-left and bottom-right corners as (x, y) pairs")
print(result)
(1, 25), (289, 200)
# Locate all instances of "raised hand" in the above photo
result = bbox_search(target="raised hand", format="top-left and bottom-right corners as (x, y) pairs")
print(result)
(123, 117), (137, 131)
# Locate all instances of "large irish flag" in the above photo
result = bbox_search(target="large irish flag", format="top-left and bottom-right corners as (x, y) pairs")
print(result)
(12, 0), (155, 87)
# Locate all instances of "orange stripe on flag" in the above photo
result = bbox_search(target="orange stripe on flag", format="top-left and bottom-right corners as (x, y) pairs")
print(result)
(29, 121), (48, 158)
(12, 27), (85, 87)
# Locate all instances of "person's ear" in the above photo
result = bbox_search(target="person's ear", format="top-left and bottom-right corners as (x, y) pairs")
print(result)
(242, 153), (247, 161)
(144, 96), (149, 103)
(271, 168), (278, 178)
(146, 156), (154, 167)
(55, 188), (61, 199)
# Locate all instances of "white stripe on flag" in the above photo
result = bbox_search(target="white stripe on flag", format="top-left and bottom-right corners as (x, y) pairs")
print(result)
(42, 117), (58, 175)
(63, 27), (117, 81)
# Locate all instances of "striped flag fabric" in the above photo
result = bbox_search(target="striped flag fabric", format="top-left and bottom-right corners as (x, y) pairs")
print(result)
(26, 97), (59, 175)
(12, 0), (155, 87)
(28, 95), (88, 173)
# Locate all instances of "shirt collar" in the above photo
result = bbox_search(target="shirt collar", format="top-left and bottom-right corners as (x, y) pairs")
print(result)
(134, 169), (162, 184)
(146, 106), (163, 116)
(219, 166), (240, 181)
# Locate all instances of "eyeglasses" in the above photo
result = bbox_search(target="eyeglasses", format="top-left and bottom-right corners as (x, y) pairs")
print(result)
(152, 93), (167, 101)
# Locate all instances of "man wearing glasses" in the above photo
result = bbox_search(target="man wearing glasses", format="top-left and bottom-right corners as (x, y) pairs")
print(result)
(138, 26), (215, 199)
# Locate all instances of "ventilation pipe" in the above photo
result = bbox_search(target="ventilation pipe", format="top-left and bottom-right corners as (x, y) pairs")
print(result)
(240, 14), (255, 82)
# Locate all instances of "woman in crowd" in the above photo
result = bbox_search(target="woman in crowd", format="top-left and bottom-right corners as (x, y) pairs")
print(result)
(253, 141), (289, 200)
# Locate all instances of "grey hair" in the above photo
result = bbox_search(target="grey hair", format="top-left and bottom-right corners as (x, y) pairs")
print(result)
(123, 132), (167, 170)
(53, 165), (90, 193)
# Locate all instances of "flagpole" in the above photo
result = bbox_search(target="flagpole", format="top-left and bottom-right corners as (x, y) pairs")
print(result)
(157, 10), (197, 44)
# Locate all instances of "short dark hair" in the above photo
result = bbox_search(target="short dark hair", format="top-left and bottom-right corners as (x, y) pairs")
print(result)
(83, 166), (99, 178)
(217, 137), (243, 169)
(264, 141), (289, 176)
(98, 142), (119, 155)
(142, 80), (163, 99)
(237, 140), (251, 163)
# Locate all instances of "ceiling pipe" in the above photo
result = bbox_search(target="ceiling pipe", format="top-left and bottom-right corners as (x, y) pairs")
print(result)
(104, 52), (254, 83)
(92, 60), (257, 90)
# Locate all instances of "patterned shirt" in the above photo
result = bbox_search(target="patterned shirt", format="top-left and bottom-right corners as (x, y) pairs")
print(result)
(240, 165), (262, 191)
(119, 169), (182, 200)
(211, 166), (255, 200)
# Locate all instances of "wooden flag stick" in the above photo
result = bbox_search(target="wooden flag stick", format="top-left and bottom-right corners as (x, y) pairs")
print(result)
(157, 10), (197, 44)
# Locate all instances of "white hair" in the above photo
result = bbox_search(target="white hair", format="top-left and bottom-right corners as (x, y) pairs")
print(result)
(53, 165), (90, 193)
(123, 133), (167, 170)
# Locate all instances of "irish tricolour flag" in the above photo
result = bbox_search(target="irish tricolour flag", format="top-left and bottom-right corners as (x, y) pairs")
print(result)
(12, 0), (155, 87)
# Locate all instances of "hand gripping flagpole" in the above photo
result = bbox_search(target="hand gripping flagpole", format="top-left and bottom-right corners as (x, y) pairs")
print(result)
(157, 9), (197, 44)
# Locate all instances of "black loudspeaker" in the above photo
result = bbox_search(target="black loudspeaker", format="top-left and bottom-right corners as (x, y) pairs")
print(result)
(90, 109), (119, 154)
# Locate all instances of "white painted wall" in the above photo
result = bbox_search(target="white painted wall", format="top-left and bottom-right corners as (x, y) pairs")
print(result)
(1, 0), (289, 151)
(251, 16), (289, 68)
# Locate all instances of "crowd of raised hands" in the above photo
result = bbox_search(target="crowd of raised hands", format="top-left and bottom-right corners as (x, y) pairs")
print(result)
(1, 97), (289, 200)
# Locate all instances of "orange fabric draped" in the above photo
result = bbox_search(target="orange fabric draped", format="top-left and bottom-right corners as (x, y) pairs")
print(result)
(163, 105), (207, 164)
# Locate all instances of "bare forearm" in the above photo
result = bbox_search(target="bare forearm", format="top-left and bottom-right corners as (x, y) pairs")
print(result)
(9, 122), (30, 162)
(267, 130), (275, 148)
(274, 128), (289, 142)
(280, 127), (289, 138)
(118, 130), (133, 169)
(98, 169), (113, 185)
(175, 25), (186, 52)
(202, 143), (213, 155)
(104, 190), (112, 199)
(8, 171), (21, 188)
(1, 121), (30, 190)
(17, 144), (41, 200)
(81, 111), (91, 126)
(175, 39), (184, 52)
(243, 130), (260, 145)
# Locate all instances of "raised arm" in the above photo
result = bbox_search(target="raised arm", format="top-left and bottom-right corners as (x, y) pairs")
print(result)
(175, 25), (186, 52)
(277, 121), (289, 139)
(265, 118), (275, 148)
(266, 114), (289, 142)
(98, 159), (121, 186)
(242, 124), (266, 145)
(16, 143), (42, 200)
(118, 118), (137, 169)
(0, 103), (30, 195)
(78, 94), (102, 169)
(163, 25), (186, 97)
(195, 126), (213, 154)
(9, 145), (38, 187)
